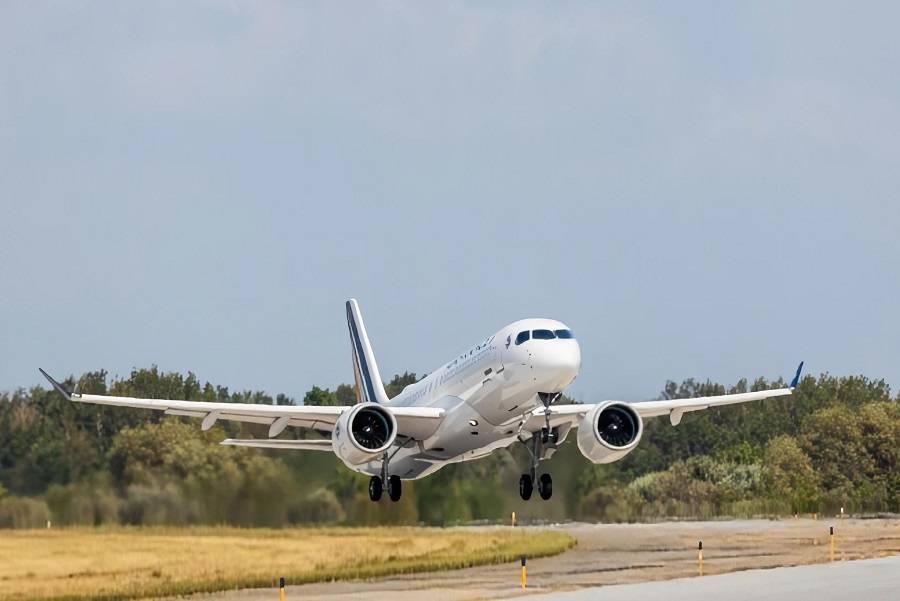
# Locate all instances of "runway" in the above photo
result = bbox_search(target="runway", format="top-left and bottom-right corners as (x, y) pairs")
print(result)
(526, 555), (900, 600)
(194, 519), (900, 600)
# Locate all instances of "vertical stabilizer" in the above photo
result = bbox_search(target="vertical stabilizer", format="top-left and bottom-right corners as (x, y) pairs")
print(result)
(345, 299), (390, 405)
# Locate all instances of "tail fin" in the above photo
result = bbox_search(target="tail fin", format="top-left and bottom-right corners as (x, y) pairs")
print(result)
(345, 299), (390, 405)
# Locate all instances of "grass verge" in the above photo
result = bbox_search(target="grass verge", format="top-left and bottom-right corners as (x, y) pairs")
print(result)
(0, 526), (574, 600)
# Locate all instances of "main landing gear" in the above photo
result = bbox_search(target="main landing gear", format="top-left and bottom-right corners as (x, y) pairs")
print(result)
(368, 451), (402, 502)
(368, 475), (402, 502)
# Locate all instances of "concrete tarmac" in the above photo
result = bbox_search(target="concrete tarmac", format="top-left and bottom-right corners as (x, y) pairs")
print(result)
(526, 555), (900, 600)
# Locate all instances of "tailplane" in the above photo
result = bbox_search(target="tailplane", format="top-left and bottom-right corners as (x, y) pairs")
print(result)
(345, 299), (390, 405)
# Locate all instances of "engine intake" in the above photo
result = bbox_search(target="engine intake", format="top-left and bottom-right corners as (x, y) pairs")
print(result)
(577, 402), (643, 464)
(332, 404), (397, 466)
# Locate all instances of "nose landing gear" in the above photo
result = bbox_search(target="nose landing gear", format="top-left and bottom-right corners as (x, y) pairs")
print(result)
(538, 392), (562, 444)
(518, 431), (553, 501)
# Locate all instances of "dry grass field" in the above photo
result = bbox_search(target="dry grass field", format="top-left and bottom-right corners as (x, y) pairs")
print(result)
(0, 526), (574, 601)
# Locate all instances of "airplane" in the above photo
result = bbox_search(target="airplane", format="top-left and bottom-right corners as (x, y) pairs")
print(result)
(40, 298), (803, 503)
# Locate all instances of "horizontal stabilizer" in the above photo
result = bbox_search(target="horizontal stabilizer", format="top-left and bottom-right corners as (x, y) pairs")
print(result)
(220, 438), (333, 451)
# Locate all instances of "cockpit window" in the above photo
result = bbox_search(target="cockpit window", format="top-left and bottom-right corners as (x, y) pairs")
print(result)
(555, 329), (574, 339)
(515, 330), (530, 345)
(532, 329), (556, 340)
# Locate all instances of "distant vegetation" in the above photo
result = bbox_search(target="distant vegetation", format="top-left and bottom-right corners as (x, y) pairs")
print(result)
(0, 368), (897, 527)
(0, 526), (574, 600)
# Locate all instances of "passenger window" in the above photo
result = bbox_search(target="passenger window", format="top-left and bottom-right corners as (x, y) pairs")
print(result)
(532, 329), (556, 340)
(515, 331), (530, 345)
(555, 329), (574, 339)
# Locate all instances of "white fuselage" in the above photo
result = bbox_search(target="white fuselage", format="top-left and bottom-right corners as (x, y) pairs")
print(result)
(353, 318), (581, 480)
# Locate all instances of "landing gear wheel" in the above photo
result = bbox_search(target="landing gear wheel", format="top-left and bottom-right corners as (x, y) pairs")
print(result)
(368, 476), (383, 502)
(538, 473), (553, 500)
(519, 474), (533, 501)
(387, 475), (402, 502)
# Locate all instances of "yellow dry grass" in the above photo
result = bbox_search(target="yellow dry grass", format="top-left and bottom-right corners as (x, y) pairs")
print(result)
(0, 526), (574, 600)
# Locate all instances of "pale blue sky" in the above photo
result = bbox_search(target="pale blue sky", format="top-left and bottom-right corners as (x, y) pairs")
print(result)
(2, 2), (898, 401)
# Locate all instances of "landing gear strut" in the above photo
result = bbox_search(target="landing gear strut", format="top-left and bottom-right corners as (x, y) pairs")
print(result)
(538, 392), (562, 444)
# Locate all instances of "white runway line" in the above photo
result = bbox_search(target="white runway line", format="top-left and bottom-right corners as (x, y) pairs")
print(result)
(525, 555), (900, 601)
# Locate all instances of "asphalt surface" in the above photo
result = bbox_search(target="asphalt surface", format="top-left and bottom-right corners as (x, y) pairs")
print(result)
(526, 555), (900, 600)
(192, 519), (900, 601)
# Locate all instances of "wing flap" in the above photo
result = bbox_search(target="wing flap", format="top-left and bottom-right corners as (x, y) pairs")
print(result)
(221, 438), (333, 451)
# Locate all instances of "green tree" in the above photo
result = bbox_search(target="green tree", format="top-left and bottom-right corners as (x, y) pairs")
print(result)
(763, 435), (820, 512)
(303, 386), (339, 406)
(335, 384), (357, 405)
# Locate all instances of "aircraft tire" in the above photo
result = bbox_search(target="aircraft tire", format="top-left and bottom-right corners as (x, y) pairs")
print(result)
(368, 476), (383, 502)
(387, 475), (402, 502)
(519, 474), (533, 501)
(538, 473), (552, 500)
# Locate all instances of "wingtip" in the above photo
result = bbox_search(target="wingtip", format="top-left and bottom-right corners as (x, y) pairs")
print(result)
(39, 368), (72, 400)
(789, 361), (805, 389)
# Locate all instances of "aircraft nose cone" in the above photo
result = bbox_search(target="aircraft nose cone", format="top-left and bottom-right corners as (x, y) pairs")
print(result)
(533, 341), (581, 392)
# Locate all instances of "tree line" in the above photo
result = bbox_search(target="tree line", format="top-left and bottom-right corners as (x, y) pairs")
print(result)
(0, 367), (897, 528)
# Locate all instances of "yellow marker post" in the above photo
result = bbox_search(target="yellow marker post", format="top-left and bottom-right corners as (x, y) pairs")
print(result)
(279, 577), (285, 601)
(698, 541), (704, 576)
(511, 511), (516, 527)
(829, 526), (835, 562)
(520, 555), (527, 589)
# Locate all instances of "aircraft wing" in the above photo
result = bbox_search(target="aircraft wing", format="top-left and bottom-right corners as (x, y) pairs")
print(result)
(39, 369), (444, 440)
(618, 386), (793, 423)
(525, 362), (803, 430)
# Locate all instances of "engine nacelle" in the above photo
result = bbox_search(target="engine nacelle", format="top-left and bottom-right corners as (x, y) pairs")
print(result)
(577, 402), (643, 464)
(332, 403), (397, 466)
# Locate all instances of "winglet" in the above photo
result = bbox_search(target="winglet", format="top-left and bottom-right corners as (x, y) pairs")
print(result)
(39, 368), (73, 400)
(789, 361), (804, 389)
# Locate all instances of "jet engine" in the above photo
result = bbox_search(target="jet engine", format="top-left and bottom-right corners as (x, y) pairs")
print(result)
(577, 402), (643, 464)
(332, 403), (397, 466)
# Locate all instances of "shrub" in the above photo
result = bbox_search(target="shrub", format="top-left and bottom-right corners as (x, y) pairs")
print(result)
(120, 484), (192, 525)
(0, 496), (51, 528)
(289, 487), (346, 524)
(45, 483), (120, 526)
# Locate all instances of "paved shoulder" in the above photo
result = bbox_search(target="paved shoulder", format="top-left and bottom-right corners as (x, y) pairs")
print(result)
(525, 556), (900, 601)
